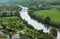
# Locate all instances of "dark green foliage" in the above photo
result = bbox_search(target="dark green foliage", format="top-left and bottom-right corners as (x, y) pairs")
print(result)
(18, 25), (25, 30)
(29, 6), (38, 11)
(1, 23), (7, 29)
(44, 16), (51, 24)
(38, 30), (43, 33)
(50, 27), (57, 37)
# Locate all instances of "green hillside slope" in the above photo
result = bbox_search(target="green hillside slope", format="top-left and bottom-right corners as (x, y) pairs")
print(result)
(0, 0), (60, 6)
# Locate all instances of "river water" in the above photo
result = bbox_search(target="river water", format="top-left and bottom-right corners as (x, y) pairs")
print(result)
(20, 5), (60, 39)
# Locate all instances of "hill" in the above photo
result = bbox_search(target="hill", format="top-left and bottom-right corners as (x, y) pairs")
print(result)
(0, 0), (60, 6)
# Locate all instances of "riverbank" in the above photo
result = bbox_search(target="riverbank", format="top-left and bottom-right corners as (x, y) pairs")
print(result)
(28, 6), (60, 28)
(20, 5), (57, 39)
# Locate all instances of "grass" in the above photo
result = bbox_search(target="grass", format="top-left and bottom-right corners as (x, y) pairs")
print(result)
(0, 35), (7, 39)
(34, 9), (60, 23)
(0, 16), (18, 19)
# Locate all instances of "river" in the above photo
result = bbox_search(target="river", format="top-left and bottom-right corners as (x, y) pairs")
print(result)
(20, 5), (60, 39)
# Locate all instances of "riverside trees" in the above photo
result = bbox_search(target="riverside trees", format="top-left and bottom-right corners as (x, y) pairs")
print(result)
(50, 27), (57, 37)
(44, 16), (51, 24)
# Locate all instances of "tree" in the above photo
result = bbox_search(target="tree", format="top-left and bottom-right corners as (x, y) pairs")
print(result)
(38, 29), (43, 33)
(50, 27), (57, 37)
(44, 16), (51, 24)
(1, 23), (7, 29)
(29, 6), (38, 11)
(2, 12), (7, 17)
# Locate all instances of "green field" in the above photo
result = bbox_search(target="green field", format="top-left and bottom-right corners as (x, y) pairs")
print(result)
(34, 9), (60, 23)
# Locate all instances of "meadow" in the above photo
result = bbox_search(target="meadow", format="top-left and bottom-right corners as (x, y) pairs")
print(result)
(34, 9), (60, 23)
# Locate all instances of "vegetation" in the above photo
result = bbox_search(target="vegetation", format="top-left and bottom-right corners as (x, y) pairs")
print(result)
(50, 27), (57, 37)
(34, 9), (60, 23)
(0, 35), (7, 39)
(0, 5), (21, 11)
(0, 0), (60, 6)
(28, 5), (60, 28)
(0, 17), (55, 39)
(0, 5), (56, 39)
(0, 0), (59, 38)
(8, 0), (60, 6)
(0, 5), (21, 17)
